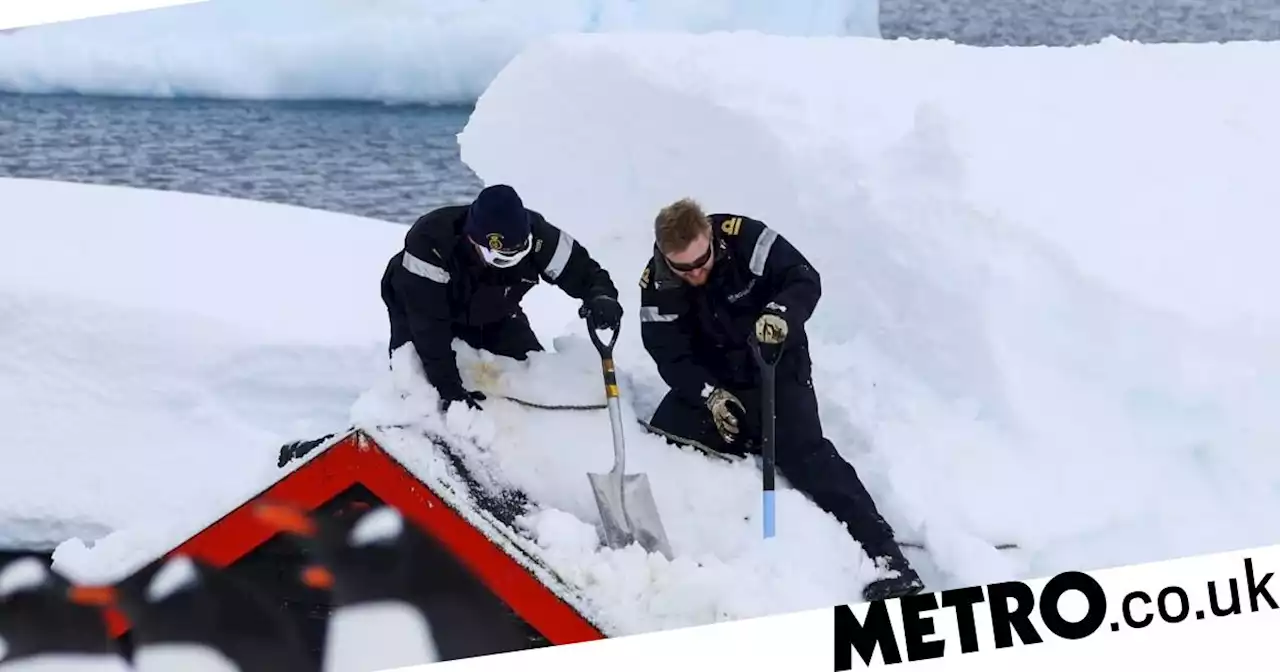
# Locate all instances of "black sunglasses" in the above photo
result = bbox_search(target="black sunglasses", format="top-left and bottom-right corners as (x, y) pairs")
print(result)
(665, 242), (713, 272)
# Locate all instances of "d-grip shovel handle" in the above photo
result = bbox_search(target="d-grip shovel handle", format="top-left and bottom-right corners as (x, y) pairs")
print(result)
(747, 329), (785, 369)
(579, 303), (622, 410)
(579, 303), (620, 358)
(580, 303), (627, 476)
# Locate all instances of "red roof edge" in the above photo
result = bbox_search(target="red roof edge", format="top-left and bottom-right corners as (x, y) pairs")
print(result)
(99, 429), (606, 647)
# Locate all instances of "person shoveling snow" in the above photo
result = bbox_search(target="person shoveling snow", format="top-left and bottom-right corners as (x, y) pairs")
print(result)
(379, 183), (623, 414)
(635, 197), (925, 602)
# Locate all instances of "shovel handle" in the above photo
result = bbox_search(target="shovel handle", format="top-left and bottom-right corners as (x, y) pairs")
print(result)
(747, 329), (785, 369)
(579, 304), (620, 357)
(748, 331), (784, 540)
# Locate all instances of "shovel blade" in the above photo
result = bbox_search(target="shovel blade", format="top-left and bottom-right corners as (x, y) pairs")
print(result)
(587, 472), (674, 560)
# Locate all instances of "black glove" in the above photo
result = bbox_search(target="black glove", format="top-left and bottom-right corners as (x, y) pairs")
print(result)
(754, 301), (789, 345)
(439, 388), (486, 413)
(584, 294), (623, 329)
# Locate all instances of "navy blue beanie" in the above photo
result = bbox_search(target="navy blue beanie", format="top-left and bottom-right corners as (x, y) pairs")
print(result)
(465, 184), (531, 252)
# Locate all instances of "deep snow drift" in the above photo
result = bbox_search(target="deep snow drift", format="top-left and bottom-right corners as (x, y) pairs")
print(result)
(0, 0), (879, 104)
(13, 32), (1280, 638)
(0, 177), (404, 549)
(457, 32), (1280, 596)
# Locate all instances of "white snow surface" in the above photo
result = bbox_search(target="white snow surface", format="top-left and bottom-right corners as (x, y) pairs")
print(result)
(449, 33), (1280, 625)
(0, 0), (880, 104)
(6, 32), (1280, 639)
(0, 177), (404, 550)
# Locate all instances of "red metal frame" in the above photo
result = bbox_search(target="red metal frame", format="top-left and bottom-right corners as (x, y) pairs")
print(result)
(100, 430), (605, 646)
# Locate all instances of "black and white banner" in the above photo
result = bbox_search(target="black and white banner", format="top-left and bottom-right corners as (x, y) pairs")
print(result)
(425, 543), (1280, 670)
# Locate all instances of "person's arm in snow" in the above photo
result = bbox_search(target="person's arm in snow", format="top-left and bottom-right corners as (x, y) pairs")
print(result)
(392, 243), (468, 402)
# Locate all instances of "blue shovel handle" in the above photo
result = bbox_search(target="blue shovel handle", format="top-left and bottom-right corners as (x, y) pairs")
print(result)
(748, 329), (784, 539)
(763, 491), (776, 538)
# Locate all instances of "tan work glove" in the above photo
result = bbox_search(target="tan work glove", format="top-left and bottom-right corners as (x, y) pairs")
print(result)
(755, 302), (789, 345)
(705, 387), (747, 444)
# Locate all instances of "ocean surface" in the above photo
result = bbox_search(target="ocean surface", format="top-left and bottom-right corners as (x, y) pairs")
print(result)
(2, 1), (1279, 225)
(880, 0), (1280, 45)
(0, 95), (481, 224)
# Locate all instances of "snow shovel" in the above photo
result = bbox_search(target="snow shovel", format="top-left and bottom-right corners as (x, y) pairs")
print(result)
(748, 328), (786, 539)
(580, 306), (675, 560)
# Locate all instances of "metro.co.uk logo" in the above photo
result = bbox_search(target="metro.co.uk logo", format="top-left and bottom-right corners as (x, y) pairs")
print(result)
(835, 555), (1277, 669)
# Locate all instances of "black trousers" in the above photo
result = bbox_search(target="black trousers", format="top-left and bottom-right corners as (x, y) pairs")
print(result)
(452, 311), (544, 361)
(388, 311), (544, 365)
(646, 346), (906, 564)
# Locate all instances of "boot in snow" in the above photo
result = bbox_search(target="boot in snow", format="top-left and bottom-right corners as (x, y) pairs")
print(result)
(862, 565), (925, 602)
(861, 546), (925, 602)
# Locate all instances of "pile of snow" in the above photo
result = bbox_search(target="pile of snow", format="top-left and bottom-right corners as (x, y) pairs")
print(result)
(449, 32), (1280, 622)
(14, 31), (1280, 639)
(0, 177), (404, 550)
(0, 0), (880, 104)
(352, 346), (886, 634)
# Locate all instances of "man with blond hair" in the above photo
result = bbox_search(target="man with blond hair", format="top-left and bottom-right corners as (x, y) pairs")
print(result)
(636, 197), (923, 601)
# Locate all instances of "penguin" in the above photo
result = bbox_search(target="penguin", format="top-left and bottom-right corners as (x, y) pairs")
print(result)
(252, 501), (446, 672)
(0, 555), (131, 672)
(107, 553), (317, 672)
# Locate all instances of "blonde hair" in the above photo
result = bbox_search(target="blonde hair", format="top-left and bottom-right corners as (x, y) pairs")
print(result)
(654, 197), (711, 254)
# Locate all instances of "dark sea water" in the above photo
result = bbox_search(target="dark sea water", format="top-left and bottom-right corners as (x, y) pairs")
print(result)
(0, 94), (482, 224)
(879, 0), (1280, 45)
(2, 0), (1279, 225)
